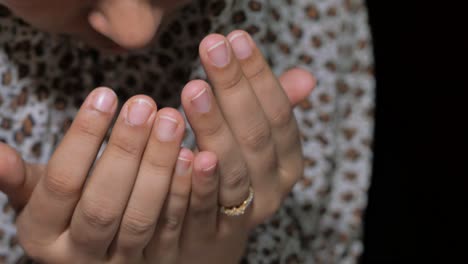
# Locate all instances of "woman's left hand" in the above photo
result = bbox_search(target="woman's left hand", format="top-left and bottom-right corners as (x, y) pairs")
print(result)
(181, 30), (316, 231)
(159, 30), (316, 263)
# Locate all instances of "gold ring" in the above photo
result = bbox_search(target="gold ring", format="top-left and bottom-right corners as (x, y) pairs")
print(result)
(219, 186), (254, 216)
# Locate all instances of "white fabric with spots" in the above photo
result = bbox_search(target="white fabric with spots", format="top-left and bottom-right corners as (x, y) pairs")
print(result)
(0, 0), (374, 263)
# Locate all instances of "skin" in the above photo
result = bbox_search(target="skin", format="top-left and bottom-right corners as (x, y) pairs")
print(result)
(0, 1), (317, 263)
(0, 0), (190, 51)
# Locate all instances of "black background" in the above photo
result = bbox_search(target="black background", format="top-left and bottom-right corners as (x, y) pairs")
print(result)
(361, 1), (468, 263)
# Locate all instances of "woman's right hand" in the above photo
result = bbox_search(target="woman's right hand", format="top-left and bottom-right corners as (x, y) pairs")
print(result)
(0, 87), (199, 263)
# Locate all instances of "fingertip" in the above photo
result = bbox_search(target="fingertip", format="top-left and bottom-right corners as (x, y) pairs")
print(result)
(293, 67), (317, 91)
(178, 147), (194, 161)
(125, 94), (158, 111)
(0, 143), (24, 189)
(86, 87), (118, 114)
(199, 34), (226, 54)
(93, 86), (117, 95)
(279, 68), (317, 106)
(181, 80), (211, 106)
(193, 151), (218, 176)
(154, 107), (186, 134)
(227, 29), (249, 41)
(174, 148), (194, 181)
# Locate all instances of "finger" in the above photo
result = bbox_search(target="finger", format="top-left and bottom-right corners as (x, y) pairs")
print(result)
(278, 67), (316, 107)
(0, 143), (40, 211)
(200, 34), (274, 158)
(114, 108), (186, 257)
(226, 30), (297, 150)
(181, 80), (249, 208)
(226, 31), (308, 192)
(183, 151), (219, 245)
(19, 87), (117, 240)
(145, 148), (193, 262)
(228, 31), (316, 108)
(198, 34), (277, 208)
(70, 95), (156, 255)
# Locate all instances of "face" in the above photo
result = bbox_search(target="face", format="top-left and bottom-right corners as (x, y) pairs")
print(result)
(0, 0), (190, 52)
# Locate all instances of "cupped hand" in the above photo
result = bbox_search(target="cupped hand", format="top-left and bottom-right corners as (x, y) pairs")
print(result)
(1, 88), (198, 263)
(181, 30), (316, 229)
(151, 30), (317, 264)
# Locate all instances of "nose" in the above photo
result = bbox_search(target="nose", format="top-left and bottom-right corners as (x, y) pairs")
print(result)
(89, 0), (162, 49)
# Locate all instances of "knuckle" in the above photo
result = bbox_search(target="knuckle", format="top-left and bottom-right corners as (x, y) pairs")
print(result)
(280, 124), (301, 153)
(217, 68), (244, 91)
(223, 164), (249, 190)
(43, 169), (80, 198)
(167, 192), (190, 212)
(162, 216), (181, 231)
(154, 233), (178, 252)
(238, 121), (271, 152)
(108, 134), (142, 158)
(193, 185), (217, 204)
(191, 185), (217, 215)
(121, 209), (155, 236)
(260, 146), (279, 173)
(171, 182), (191, 199)
(284, 162), (304, 192)
(245, 59), (268, 81)
(190, 203), (215, 219)
(197, 117), (227, 140)
(74, 116), (103, 141)
(270, 105), (294, 128)
(141, 155), (174, 176)
(79, 199), (119, 229)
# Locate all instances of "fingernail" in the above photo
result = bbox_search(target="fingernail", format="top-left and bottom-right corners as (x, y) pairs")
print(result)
(191, 87), (211, 113)
(207, 40), (229, 67)
(92, 88), (116, 113)
(229, 33), (252, 60)
(156, 115), (178, 142)
(202, 163), (217, 173)
(126, 99), (154, 126)
(175, 156), (192, 175)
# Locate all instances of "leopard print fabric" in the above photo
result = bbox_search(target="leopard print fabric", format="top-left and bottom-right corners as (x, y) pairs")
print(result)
(0, 0), (374, 263)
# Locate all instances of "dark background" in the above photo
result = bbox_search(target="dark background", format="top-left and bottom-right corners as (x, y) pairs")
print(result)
(362, 1), (467, 263)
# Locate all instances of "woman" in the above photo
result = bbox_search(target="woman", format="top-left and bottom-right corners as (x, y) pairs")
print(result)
(0, 0), (374, 263)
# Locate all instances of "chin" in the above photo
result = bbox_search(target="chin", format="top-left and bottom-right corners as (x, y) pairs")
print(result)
(98, 45), (129, 54)
(76, 33), (128, 54)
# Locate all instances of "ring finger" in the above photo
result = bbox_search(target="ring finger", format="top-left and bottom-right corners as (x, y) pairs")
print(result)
(181, 151), (219, 253)
(144, 148), (193, 262)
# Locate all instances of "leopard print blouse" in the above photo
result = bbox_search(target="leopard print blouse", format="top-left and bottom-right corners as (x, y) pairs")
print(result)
(0, 0), (375, 263)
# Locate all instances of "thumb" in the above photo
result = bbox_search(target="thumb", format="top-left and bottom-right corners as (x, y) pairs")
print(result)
(278, 67), (317, 106)
(0, 143), (41, 211)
